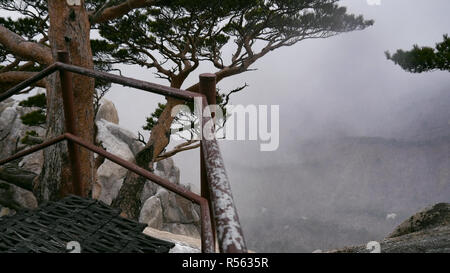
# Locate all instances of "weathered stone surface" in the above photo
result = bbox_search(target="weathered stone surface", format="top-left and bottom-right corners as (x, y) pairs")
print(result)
(19, 151), (44, 176)
(102, 121), (144, 156)
(0, 100), (45, 159)
(388, 203), (450, 238)
(332, 225), (450, 253)
(156, 187), (200, 225)
(331, 203), (450, 253)
(0, 207), (14, 217)
(95, 98), (119, 124)
(0, 98), (15, 114)
(162, 223), (201, 239)
(155, 158), (180, 184)
(139, 196), (163, 230)
(143, 227), (201, 253)
(0, 179), (37, 210)
(1, 98), (201, 238)
(94, 119), (135, 204)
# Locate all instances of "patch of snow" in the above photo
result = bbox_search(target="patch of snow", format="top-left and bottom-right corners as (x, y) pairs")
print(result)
(169, 243), (201, 253)
(386, 213), (397, 220)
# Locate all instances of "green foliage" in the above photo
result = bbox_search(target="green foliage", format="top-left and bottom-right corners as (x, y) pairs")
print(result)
(386, 34), (450, 73)
(20, 130), (42, 145)
(19, 93), (46, 108)
(0, 1), (111, 96)
(95, 0), (373, 81)
(143, 88), (235, 140)
(98, 0), (372, 138)
(0, 1), (48, 70)
(18, 93), (47, 126)
(143, 103), (166, 131)
(20, 109), (46, 126)
(2, 0), (373, 142)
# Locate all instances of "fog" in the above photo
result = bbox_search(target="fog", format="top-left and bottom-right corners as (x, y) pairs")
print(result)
(3, 0), (449, 252)
(99, 0), (450, 252)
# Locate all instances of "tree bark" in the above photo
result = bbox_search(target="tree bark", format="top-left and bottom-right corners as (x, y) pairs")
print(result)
(35, 0), (94, 202)
(0, 71), (47, 92)
(112, 94), (181, 219)
(0, 25), (52, 66)
(111, 74), (186, 219)
(91, 0), (158, 24)
(111, 65), (251, 219)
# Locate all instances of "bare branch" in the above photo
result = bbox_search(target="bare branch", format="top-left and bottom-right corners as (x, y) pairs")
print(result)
(223, 83), (248, 106)
(155, 140), (200, 162)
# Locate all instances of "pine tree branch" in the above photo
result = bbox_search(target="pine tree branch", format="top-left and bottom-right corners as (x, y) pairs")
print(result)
(0, 71), (47, 89)
(91, 0), (159, 24)
(0, 25), (53, 66)
(154, 140), (200, 162)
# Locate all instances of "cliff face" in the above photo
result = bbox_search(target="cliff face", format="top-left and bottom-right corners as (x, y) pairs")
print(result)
(235, 136), (450, 252)
(0, 98), (201, 239)
(333, 203), (450, 253)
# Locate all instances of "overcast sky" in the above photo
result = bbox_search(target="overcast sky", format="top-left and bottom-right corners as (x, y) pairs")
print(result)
(2, 0), (449, 238)
(102, 0), (450, 194)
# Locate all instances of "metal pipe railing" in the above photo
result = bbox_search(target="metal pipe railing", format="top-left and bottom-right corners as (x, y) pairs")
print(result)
(198, 94), (248, 253)
(54, 62), (199, 101)
(0, 63), (58, 102)
(57, 51), (84, 196)
(63, 133), (215, 253)
(0, 51), (247, 253)
(199, 73), (218, 251)
(0, 134), (66, 166)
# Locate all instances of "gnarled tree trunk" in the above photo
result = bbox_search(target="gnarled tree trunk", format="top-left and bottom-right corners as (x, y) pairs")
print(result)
(35, 0), (94, 202)
(112, 91), (182, 219)
(112, 70), (239, 219)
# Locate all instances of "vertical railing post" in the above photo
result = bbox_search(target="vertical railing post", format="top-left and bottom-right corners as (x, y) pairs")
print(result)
(199, 73), (217, 251)
(57, 51), (84, 196)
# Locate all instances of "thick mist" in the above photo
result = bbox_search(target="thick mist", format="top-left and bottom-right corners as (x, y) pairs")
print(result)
(164, 0), (450, 252)
(92, 0), (450, 251)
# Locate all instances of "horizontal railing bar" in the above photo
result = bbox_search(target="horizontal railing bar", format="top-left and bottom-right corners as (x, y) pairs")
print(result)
(0, 132), (214, 252)
(55, 62), (200, 101)
(63, 133), (215, 253)
(0, 64), (58, 102)
(64, 133), (195, 202)
(0, 134), (66, 166)
(0, 59), (244, 253)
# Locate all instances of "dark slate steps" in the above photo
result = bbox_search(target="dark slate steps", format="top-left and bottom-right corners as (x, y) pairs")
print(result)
(0, 195), (175, 253)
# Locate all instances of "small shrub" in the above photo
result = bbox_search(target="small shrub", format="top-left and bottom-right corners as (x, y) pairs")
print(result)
(20, 109), (46, 126)
(19, 93), (47, 108)
(20, 130), (42, 145)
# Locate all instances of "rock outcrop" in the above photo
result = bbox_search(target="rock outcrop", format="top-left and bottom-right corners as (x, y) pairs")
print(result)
(95, 118), (201, 237)
(0, 98), (201, 238)
(331, 203), (450, 253)
(0, 98), (45, 161)
(0, 98), (42, 212)
(95, 98), (119, 124)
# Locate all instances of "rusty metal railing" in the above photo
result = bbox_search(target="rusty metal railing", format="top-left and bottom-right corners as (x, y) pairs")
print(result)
(0, 51), (247, 253)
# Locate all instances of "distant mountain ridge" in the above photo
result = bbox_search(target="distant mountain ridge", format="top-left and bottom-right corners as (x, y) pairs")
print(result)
(232, 134), (450, 252)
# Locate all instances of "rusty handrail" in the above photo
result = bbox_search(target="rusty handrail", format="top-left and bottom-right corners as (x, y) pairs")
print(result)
(55, 62), (199, 101)
(0, 53), (247, 253)
(0, 63), (58, 102)
(64, 133), (215, 252)
(0, 133), (214, 252)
